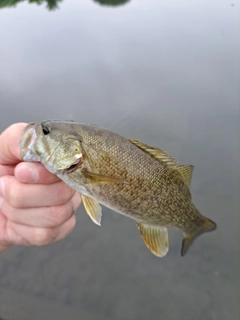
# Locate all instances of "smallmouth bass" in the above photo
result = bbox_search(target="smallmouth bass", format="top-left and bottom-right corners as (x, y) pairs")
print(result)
(20, 120), (216, 257)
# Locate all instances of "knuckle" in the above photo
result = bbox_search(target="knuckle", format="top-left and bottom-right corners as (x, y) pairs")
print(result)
(4, 205), (18, 223)
(55, 182), (74, 203)
(60, 215), (76, 239)
(69, 215), (77, 232)
(7, 182), (24, 208)
(72, 193), (82, 211)
(33, 228), (58, 246)
(46, 205), (70, 226)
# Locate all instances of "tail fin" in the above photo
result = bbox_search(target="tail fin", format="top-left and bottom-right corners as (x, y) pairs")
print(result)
(181, 218), (216, 256)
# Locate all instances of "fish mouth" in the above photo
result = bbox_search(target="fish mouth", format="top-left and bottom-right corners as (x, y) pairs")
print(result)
(20, 122), (83, 174)
(63, 157), (83, 174)
(20, 123), (40, 162)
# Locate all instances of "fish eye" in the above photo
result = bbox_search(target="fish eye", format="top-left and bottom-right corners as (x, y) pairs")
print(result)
(42, 125), (51, 135)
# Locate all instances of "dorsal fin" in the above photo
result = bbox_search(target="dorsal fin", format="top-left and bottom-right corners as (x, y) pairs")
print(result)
(129, 139), (194, 188)
(176, 165), (194, 188)
(129, 139), (178, 167)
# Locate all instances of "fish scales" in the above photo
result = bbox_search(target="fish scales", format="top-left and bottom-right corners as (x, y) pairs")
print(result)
(67, 125), (191, 225)
(20, 120), (216, 257)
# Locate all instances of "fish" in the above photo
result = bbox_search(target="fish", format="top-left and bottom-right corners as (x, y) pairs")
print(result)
(20, 120), (217, 257)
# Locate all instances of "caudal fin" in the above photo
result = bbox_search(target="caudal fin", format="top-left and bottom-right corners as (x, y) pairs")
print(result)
(181, 218), (217, 256)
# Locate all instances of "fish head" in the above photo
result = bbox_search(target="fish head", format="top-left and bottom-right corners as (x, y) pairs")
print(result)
(20, 120), (83, 174)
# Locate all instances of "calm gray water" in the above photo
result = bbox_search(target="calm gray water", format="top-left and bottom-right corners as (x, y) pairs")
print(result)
(0, 1), (239, 319)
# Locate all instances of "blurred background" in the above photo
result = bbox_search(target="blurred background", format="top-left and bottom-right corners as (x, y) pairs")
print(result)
(0, 0), (239, 319)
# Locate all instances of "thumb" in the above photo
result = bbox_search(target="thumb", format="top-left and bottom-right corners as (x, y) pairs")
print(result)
(0, 123), (27, 165)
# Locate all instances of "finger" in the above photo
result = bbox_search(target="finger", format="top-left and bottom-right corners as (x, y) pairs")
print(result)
(15, 162), (60, 184)
(2, 176), (76, 208)
(2, 192), (81, 228)
(6, 214), (77, 246)
(0, 123), (27, 165)
(0, 210), (10, 247)
(0, 164), (15, 178)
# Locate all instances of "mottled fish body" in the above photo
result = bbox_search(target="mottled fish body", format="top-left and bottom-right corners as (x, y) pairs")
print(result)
(20, 120), (216, 257)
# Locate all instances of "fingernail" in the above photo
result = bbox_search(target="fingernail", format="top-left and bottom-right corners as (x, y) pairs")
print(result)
(16, 163), (38, 183)
(0, 178), (4, 208)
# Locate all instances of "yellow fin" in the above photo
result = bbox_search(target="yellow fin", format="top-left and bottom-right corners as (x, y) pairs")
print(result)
(82, 195), (102, 226)
(176, 165), (194, 187)
(129, 139), (195, 187)
(129, 139), (177, 167)
(82, 169), (123, 185)
(136, 223), (169, 257)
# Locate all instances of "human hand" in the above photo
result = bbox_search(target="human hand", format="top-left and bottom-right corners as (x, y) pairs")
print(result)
(0, 123), (81, 253)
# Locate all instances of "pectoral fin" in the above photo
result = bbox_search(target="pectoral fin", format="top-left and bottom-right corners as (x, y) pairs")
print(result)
(136, 223), (169, 257)
(82, 195), (102, 226)
(82, 169), (123, 185)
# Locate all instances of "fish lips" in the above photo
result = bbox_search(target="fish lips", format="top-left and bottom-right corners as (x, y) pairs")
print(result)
(20, 123), (41, 162)
(63, 157), (83, 174)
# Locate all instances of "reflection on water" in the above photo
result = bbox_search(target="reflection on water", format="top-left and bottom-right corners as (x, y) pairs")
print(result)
(0, 0), (130, 10)
(93, 0), (130, 6)
(0, 0), (62, 10)
(0, 0), (239, 319)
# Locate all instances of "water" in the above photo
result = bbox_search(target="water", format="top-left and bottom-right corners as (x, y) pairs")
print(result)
(0, 1), (239, 319)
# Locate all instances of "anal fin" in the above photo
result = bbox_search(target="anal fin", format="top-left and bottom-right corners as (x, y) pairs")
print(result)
(82, 195), (102, 226)
(136, 223), (169, 257)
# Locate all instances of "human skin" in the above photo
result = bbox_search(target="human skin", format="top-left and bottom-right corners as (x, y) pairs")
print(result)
(0, 123), (81, 254)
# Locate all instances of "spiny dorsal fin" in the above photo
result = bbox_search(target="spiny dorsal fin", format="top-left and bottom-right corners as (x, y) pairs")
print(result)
(129, 139), (178, 167)
(176, 165), (194, 188)
(136, 223), (169, 257)
(82, 195), (102, 226)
